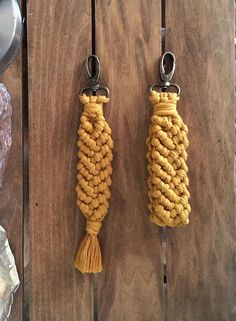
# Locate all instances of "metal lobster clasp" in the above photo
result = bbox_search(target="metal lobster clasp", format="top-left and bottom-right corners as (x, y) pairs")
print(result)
(150, 52), (181, 96)
(86, 54), (100, 86)
(80, 54), (110, 97)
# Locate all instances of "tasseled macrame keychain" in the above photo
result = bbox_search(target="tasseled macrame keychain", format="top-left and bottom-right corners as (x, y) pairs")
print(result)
(74, 55), (113, 273)
(147, 52), (191, 227)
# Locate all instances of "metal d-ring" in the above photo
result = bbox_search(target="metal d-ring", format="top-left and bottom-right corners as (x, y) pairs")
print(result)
(149, 83), (181, 96)
(149, 52), (181, 96)
(79, 85), (110, 97)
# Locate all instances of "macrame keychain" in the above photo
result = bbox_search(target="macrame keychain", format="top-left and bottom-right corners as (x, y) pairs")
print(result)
(74, 55), (113, 273)
(147, 52), (191, 227)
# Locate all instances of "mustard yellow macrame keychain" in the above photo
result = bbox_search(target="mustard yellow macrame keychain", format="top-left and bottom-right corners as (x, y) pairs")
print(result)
(147, 52), (191, 227)
(74, 55), (113, 273)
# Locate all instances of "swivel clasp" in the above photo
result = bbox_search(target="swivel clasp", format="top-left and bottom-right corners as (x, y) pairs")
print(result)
(150, 52), (181, 96)
(80, 54), (110, 97)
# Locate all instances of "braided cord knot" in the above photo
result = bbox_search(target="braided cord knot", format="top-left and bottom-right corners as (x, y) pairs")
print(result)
(86, 220), (102, 236)
(147, 91), (191, 227)
(74, 94), (113, 273)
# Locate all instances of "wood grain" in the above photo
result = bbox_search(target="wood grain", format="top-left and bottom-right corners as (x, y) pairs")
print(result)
(26, 0), (236, 320)
(28, 1), (94, 320)
(165, 0), (236, 320)
(96, 1), (164, 320)
(0, 40), (23, 321)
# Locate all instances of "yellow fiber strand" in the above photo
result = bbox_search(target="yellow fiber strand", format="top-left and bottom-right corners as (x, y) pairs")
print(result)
(74, 94), (113, 273)
(146, 91), (191, 227)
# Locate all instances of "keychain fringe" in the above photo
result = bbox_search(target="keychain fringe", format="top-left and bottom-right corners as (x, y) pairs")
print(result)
(146, 91), (191, 227)
(74, 94), (113, 273)
(74, 234), (102, 273)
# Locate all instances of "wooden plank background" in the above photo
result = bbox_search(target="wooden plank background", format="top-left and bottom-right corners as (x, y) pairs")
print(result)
(165, 0), (236, 320)
(96, 1), (163, 321)
(27, 1), (93, 321)
(0, 0), (234, 320)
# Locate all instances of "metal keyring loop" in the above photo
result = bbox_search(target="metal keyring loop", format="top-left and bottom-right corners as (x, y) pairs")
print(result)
(150, 83), (181, 96)
(80, 86), (110, 98)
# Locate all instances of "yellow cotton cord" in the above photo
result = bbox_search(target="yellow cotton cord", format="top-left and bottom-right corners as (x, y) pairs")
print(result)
(146, 91), (191, 227)
(74, 94), (113, 273)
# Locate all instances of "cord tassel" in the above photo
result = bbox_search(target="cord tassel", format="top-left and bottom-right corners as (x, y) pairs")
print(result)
(74, 94), (113, 273)
(146, 91), (191, 227)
